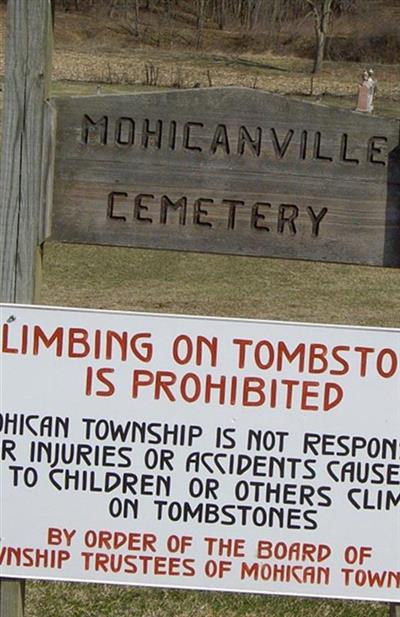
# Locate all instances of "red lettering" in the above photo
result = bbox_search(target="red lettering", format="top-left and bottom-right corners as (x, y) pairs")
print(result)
(281, 379), (299, 409)
(354, 346), (374, 377)
(96, 368), (115, 397)
(254, 340), (274, 369)
(1, 324), (18, 353)
(180, 373), (201, 403)
(376, 348), (397, 378)
(308, 343), (328, 373)
(33, 326), (63, 356)
(205, 374), (226, 404)
(154, 371), (176, 401)
(132, 370), (154, 397)
(277, 342), (305, 372)
(68, 328), (89, 358)
(301, 381), (319, 411)
(85, 366), (93, 396)
(130, 333), (153, 362)
(47, 528), (62, 545)
(172, 335), (193, 364)
(242, 377), (265, 406)
(323, 382), (343, 411)
(106, 330), (128, 360)
(257, 540), (272, 558)
(331, 345), (350, 375)
(196, 336), (218, 367)
(183, 558), (196, 576)
(232, 338), (253, 368)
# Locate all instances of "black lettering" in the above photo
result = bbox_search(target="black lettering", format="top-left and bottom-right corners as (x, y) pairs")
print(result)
(107, 192), (128, 222)
(142, 119), (162, 149)
(168, 121), (177, 150)
(183, 122), (203, 152)
(339, 134), (359, 164)
(134, 194), (154, 223)
(271, 129), (294, 159)
(251, 203), (271, 231)
(1, 439), (16, 462)
(368, 136), (387, 165)
(81, 114), (108, 145)
(300, 130), (308, 160)
(306, 206), (328, 237)
(115, 117), (135, 146)
(238, 126), (261, 156)
(223, 199), (244, 230)
(313, 132), (333, 162)
(211, 124), (230, 154)
(193, 199), (213, 227)
(160, 196), (187, 225)
(278, 205), (298, 235)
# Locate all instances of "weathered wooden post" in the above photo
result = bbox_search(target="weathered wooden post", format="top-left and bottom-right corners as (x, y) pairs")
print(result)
(0, 1), (53, 615)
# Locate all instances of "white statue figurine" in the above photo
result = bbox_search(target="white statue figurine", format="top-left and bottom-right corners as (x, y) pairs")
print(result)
(356, 69), (375, 113)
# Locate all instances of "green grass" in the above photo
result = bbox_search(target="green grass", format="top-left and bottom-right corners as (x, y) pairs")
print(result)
(27, 582), (389, 617)
(40, 243), (400, 328)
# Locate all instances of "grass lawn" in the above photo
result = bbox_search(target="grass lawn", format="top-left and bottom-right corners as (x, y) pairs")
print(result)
(27, 580), (390, 617)
(40, 244), (400, 328)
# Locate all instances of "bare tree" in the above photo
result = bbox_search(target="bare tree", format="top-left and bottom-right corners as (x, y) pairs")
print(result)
(305, 0), (334, 73)
(164, 0), (171, 15)
(215, 0), (226, 30)
(108, 0), (120, 17)
(125, 0), (140, 37)
(247, 0), (263, 30)
(60, 0), (80, 9)
(132, 0), (140, 36)
(195, 0), (206, 49)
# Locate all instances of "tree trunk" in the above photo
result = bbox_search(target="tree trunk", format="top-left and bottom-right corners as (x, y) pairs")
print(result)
(108, 0), (119, 18)
(217, 0), (225, 30)
(195, 0), (206, 49)
(313, 27), (326, 73)
(308, 0), (333, 74)
(131, 0), (140, 36)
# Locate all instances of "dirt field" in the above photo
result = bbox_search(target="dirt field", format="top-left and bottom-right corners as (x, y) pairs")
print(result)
(0, 4), (400, 110)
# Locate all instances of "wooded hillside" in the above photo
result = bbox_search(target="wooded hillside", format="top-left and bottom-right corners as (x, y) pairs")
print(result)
(49, 0), (400, 65)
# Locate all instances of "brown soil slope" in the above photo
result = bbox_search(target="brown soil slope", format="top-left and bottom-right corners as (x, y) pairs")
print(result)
(0, 2), (399, 104)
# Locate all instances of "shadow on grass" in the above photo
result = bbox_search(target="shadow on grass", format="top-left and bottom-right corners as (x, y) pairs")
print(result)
(208, 54), (290, 71)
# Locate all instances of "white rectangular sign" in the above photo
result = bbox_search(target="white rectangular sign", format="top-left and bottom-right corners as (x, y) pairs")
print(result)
(0, 304), (399, 602)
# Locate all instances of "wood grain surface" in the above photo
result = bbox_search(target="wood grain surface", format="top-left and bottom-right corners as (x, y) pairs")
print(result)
(0, 2), (54, 617)
(0, 0), (54, 303)
(51, 87), (400, 266)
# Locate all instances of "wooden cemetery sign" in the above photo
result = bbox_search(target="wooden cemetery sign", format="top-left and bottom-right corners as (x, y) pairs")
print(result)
(52, 88), (400, 267)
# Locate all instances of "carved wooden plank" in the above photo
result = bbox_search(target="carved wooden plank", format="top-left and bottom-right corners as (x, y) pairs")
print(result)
(0, 0), (54, 304)
(0, 1), (53, 615)
(51, 88), (400, 267)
